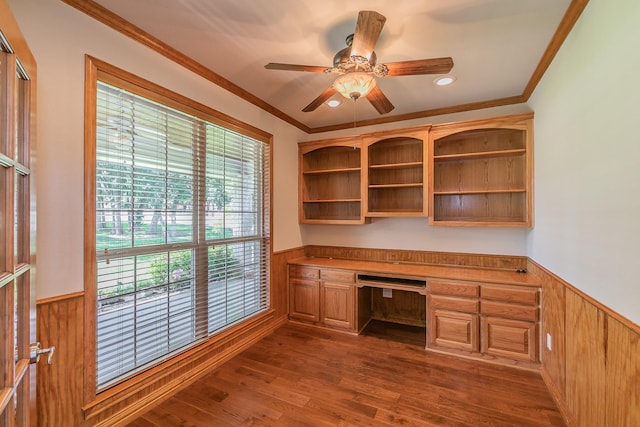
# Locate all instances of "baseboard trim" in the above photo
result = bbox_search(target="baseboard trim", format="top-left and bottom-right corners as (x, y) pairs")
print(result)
(540, 366), (576, 427)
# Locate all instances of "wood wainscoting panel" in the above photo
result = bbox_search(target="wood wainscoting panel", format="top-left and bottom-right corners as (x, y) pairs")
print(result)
(605, 316), (640, 426)
(36, 292), (85, 427)
(565, 290), (606, 427)
(537, 264), (566, 400)
(304, 245), (528, 271)
(531, 258), (640, 426)
(272, 247), (305, 319)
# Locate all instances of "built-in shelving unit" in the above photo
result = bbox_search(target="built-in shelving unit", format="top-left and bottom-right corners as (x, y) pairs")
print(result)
(363, 128), (430, 216)
(299, 139), (365, 224)
(429, 114), (533, 227)
(297, 114), (532, 226)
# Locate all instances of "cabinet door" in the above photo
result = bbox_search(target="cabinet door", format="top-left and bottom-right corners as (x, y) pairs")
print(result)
(289, 279), (320, 323)
(481, 316), (538, 362)
(321, 282), (355, 331)
(428, 309), (479, 352)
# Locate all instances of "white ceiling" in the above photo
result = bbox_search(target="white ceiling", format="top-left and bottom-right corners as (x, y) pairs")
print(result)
(92, 0), (573, 130)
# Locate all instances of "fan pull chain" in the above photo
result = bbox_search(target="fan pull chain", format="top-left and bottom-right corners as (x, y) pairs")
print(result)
(353, 98), (358, 149)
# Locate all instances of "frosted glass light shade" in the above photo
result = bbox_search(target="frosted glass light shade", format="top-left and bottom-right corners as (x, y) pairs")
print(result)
(333, 72), (376, 100)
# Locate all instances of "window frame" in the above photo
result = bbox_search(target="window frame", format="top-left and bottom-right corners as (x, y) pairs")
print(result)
(83, 56), (273, 400)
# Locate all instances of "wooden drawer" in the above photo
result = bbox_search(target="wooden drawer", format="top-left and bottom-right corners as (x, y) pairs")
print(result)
(321, 269), (355, 284)
(429, 280), (479, 298)
(481, 300), (539, 322)
(290, 265), (320, 280)
(429, 295), (479, 313)
(481, 284), (538, 305)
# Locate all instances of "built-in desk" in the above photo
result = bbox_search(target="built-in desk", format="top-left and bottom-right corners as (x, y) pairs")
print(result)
(288, 256), (541, 369)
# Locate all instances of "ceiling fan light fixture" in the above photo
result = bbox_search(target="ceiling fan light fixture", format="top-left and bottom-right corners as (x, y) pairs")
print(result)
(333, 72), (376, 100)
(434, 75), (456, 86)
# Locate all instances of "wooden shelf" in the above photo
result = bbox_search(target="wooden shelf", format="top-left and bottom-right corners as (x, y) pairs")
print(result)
(369, 161), (422, 170)
(302, 217), (363, 224)
(367, 210), (424, 217)
(303, 198), (360, 203)
(433, 149), (526, 161)
(369, 183), (423, 189)
(303, 167), (360, 175)
(433, 219), (530, 227)
(433, 189), (526, 195)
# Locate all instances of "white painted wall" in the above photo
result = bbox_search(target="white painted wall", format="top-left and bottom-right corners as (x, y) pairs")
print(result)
(8, 0), (304, 299)
(301, 218), (528, 255)
(528, 0), (640, 325)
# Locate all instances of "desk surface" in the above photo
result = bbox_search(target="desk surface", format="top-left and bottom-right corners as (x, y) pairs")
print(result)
(288, 256), (540, 287)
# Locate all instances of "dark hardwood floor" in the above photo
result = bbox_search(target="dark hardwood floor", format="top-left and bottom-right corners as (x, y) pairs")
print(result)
(127, 321), (565, 426)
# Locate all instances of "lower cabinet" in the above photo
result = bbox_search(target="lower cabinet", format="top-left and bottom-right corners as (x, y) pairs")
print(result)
(429, 309), (479, 352)
(288, 265), (356, 332)
(289, 261), (541, 366)
(427, 280), (480, 352)
(427, 279), (540, 365)
(480, 283), (539, 362)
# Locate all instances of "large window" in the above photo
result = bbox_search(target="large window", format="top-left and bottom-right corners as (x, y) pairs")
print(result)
(90, 65), (270, 389)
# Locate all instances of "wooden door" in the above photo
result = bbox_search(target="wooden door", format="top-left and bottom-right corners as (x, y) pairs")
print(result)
(321, 282), (355, 331)
(428, 309), (479, 352)
(481, 316), (538, 362)
(0, 2), (40, 425)
(289, 279), (320, 323)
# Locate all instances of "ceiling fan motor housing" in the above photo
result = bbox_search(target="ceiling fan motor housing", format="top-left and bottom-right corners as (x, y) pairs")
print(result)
(333, 34), (377, 68)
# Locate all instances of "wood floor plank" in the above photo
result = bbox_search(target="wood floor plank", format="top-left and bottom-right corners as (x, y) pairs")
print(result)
(127, 322), (564, 426)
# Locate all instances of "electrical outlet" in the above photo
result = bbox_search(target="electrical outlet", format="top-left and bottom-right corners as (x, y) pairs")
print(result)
(546, 333), (552, 351)
(383, 288), (392, 298)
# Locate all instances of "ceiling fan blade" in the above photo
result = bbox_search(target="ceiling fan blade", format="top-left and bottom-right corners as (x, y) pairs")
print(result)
(384, 57), (454, 76)
(302, 86), (337, 112)
(265, 63), (328, 73)
(366, 86), (394, 115)
(350, 11), (386, 61)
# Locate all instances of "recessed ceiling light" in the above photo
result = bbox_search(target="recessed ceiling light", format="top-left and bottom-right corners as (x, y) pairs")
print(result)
(434, 75), (456, 86)
(326, 99), (342, 108)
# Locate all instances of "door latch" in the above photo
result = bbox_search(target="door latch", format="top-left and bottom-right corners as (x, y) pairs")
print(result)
(29, 342), (56, 365)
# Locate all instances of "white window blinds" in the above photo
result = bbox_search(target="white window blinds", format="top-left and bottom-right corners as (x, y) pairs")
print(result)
(95, 81), (270, 389)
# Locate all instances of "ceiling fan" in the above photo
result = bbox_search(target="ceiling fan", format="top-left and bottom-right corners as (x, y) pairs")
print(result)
(264, 10), (454, 115)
